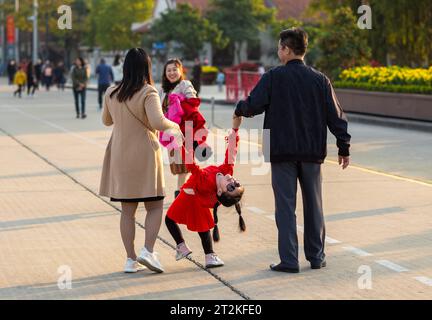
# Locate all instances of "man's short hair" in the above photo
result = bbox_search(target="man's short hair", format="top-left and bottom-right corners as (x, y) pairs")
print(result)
(279, 27), (308, 56)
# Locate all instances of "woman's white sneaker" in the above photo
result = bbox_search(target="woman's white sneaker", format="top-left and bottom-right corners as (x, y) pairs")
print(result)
(124, 258), (146, 273)
(137, 247), (164, 273)
(205, 253), (224, 268)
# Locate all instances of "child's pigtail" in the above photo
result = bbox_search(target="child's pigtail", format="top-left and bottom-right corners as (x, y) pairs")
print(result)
(213, 202), (221, 242)
(235, 202), (246, 232)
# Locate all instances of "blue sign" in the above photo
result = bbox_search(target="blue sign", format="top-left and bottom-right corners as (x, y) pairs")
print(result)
(153, 42), (166, 50)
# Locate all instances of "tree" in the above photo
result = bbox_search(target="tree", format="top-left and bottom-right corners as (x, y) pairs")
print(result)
(0, 0), (89, 63)
(149, 3), (227, 60)
(309, 0), (432, 66)
(316, 7), (371, 79)
(0, 0), (154, 63)
(92, 0), (153, 51)
(371, 0), (432, 66)
(207, 0), (275, 64)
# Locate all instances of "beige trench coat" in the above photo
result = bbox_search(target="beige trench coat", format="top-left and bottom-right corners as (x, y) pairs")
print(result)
(99, 84), (180, 199)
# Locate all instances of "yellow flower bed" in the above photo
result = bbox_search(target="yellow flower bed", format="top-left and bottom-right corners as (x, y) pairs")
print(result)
(202, 66), (219, 73)
(339, 66), (432, 86)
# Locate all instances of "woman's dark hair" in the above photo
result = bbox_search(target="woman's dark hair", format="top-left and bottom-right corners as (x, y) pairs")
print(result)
(162, 58), (185, 93)
(110, 48), (153, 102)
(279, 27), (308, 56)
(212, 191), (246, 242)
(76, 57), (85, 67)
(113, 54), (121, 66)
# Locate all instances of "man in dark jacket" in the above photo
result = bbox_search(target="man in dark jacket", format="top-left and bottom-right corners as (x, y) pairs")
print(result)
(191, 58), (202, 95)
(96, 58), (114, 110)
(7, 60), (17, 85)
(234, 28), (351, 273)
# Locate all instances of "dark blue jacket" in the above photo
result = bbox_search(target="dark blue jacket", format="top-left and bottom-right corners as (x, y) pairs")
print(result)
(235, 59), (351, 163)
(96, 63), (114, 86)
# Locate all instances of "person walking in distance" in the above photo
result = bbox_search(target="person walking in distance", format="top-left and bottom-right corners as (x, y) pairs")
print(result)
(96, 58), (114, 110)
(34, 59), (43, 92)
(191, 58), (202, 96)
(13, 66), (27, 98)
(43, 61), (54, 91)
(26, 61), (37, 96)
(112, 54), (123, 85)
(7, 60), (17, 85)
(71, 57), (89, 119)
(54, 62), (66, 91)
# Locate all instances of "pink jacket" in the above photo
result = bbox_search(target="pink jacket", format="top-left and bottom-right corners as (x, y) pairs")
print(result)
(159, 93), (185, 149)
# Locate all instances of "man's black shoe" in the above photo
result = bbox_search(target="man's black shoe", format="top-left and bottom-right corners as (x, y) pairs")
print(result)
(269, 263), (300, 273)
(311, 260), (327, 269)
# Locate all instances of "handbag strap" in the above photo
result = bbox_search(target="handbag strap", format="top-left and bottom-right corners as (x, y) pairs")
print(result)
(124, 100), (153, 132)
(124, 100), (159, 151)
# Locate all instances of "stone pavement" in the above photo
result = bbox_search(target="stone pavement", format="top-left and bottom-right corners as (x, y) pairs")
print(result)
(0, 82), (431, 299)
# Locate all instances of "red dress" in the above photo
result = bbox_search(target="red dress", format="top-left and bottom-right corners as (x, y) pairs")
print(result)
(166, 129), (239, 232)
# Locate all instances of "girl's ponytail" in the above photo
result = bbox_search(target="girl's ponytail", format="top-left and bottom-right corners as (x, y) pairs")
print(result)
(235, 203), (246, 232)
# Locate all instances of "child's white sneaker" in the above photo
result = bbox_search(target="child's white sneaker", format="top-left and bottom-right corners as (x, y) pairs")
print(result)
(124, 258), (146, 273)
(205, 253), (224, 268)
(137, 247), (164, 273)
(175, 242), (192, 261)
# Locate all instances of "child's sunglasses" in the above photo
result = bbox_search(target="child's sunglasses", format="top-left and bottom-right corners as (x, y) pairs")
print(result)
(227, 181), (241, 192)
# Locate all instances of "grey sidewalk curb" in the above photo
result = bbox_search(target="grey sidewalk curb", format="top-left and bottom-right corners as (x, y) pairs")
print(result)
(345, 113), (432, 133)
(71, 86), (432, 133)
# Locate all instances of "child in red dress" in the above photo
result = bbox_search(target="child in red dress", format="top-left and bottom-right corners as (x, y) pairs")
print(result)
(165, 116), (245, 268)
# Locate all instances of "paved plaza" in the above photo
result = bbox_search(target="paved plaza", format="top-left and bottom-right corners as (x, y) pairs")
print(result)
(0, 81), (431, 299)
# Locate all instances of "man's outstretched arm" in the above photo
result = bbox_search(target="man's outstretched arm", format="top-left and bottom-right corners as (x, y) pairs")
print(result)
(234, 72), (271, 118)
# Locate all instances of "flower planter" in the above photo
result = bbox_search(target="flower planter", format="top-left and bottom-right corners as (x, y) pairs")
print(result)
(202, 72), (217, 85)
(335, 89), (432, 122)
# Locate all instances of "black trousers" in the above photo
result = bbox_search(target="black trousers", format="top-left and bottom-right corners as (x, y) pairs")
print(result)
(98, 83), (110, 109)
(73, 88), (87, 116)
(271, 161), (326, 268)
(14, 85), (24, 97)
(27, 80), (37, 95)
(165, 215), (214, 254)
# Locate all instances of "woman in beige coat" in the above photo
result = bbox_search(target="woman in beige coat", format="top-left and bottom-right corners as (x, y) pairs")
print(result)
(99, 48), (182, 274)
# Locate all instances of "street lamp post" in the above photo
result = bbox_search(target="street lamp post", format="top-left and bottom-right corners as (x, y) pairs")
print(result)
(14, 0), (19, 62)
(32, 0), (38, 63)
(0, 0), (5, 72)
(27, 0), (38, 63)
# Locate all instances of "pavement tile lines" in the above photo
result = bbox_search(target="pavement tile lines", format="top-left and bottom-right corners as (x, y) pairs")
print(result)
(0, 126), (251, 301)
(2, 124), (431, 294)
(244, 205), (432, 289)
(1, 101), (431, 298)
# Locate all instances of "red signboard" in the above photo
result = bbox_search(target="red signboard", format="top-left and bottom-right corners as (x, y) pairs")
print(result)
(225, 71), (261, 103)
(6, 15), (15, 44)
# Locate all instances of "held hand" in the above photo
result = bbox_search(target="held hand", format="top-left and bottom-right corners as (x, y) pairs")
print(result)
(166, 127), (184, 148)
(232, 113), (242, 129)
(174, 128), (185, 148)
(338, 156), (350, 170)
